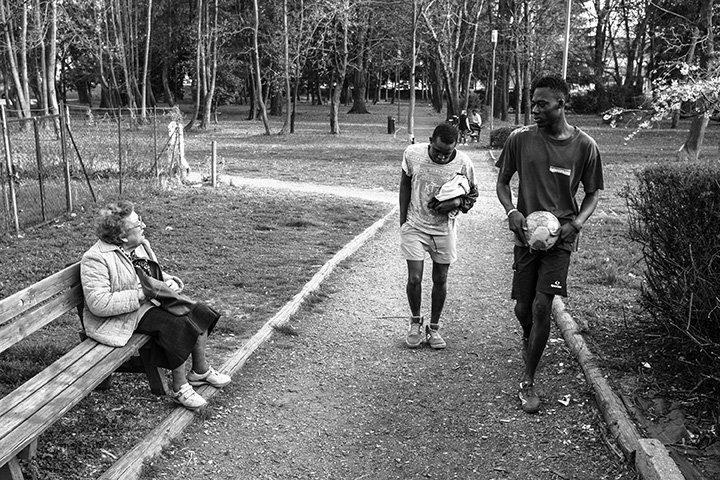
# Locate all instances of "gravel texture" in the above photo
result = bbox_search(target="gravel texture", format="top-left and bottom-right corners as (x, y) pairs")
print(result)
(141, 151), (636, 480)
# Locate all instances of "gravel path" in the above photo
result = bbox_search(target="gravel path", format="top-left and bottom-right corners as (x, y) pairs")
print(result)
(143, 151), (635, 479)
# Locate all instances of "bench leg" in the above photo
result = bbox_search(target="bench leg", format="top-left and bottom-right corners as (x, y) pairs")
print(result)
(17, 441), (36, 460)
(0, 457), (24, 480)
(139, 349), (169, 396)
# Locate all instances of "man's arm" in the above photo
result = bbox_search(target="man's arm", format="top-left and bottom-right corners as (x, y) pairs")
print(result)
(399, 171), (412, 226)
(497, 175), (527, 246)
(559, 189), (601, 243)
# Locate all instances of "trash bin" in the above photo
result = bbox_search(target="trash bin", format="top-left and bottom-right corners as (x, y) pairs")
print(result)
(387, 116), (396, 134)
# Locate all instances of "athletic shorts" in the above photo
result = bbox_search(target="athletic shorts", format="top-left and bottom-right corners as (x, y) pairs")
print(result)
(511, 246), (571, 302)
(400, 222), (456, 264)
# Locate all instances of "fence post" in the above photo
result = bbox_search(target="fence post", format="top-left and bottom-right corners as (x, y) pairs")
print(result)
(1, 105), (19, 234)
(117, 107), (123, 195)
(32, 118), (47, 222)
(211, 141), (217, 188)
(60, 104), (72, 213)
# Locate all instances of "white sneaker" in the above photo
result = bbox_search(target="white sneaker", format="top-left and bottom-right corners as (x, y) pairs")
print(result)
(187, 367), (232, 388)
(171, 383), (207, 410)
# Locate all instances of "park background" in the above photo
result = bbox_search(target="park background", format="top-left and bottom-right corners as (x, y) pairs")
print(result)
(0, 0), (719, 478)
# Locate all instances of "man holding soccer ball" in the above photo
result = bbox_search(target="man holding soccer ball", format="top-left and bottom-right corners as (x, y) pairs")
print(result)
(495, 74), (604, 414)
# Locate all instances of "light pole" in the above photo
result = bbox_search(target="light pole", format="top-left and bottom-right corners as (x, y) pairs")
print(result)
(397, 49), (402, 121)
(562, 0), (572, 79)
(489, 29), (498, 133)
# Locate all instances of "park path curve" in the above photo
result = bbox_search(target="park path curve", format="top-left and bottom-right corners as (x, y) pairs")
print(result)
(140, 150), (635, 479)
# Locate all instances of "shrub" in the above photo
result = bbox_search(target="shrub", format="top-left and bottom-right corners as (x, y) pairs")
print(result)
(490, 126), (520, 148)
(624, 163), (720, 368)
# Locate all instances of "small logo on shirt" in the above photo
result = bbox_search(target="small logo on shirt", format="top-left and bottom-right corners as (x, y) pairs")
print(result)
(550, 281), (562, 289)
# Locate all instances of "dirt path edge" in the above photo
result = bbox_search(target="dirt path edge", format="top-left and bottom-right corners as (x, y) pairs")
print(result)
(553, 298), (684, 480)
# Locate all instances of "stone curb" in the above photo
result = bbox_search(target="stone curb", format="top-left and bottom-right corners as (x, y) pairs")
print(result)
(553, 298), (684, 480)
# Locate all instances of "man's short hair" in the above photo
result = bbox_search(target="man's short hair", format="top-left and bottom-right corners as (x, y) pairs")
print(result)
(531, 74), (570, 101)
(431, 123), (459, 145)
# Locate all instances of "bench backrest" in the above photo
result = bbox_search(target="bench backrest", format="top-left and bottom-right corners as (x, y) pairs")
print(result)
(0, 262), (82, 354)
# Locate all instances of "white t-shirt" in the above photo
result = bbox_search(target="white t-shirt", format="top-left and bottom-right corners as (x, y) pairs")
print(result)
(402, 143), (476, 235)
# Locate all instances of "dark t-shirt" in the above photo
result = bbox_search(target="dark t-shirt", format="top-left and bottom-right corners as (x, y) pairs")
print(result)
(496, 124), (603, 223)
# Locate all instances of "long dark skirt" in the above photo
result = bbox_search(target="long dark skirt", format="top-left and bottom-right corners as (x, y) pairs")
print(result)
(135, 303), (220, 370)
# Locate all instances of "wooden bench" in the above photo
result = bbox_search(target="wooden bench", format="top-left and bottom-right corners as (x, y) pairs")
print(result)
(0, 262), (168, 480)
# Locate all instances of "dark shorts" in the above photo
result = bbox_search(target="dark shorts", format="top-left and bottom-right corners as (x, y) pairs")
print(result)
(511, 246), (571, 303)
(135, 304), (220, 370)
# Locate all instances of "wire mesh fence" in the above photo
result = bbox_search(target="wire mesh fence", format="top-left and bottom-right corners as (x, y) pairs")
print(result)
(0, 105), (184, 235)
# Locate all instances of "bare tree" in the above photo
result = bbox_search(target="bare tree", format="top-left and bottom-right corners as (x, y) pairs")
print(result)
(252, 0), (271, 134)
(140, 0), (153, 120)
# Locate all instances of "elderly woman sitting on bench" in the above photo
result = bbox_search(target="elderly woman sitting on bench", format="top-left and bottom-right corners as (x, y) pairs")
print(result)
(80, 200), (231, 410)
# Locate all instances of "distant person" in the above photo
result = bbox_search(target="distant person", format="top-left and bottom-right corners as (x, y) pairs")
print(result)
(457, 110), (471, 144)
(80, 200), (231, 411)
(470, 109), (482, 137)
(495, 74), (603, 414)
(399, 123), (478, 349)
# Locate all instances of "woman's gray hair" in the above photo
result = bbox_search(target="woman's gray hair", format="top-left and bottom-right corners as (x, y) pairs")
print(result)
(95, 200), (135, 245)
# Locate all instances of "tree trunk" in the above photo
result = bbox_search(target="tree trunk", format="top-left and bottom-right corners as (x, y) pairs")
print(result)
(35, 0), (49, 115)
(0, 0), (31, 117)
(187, 0), (203, 129)
(279, 0), (292, 134)
(140, 0), (153, 120)
(199, 0), (218, 130)
(252, 0), (271, 134)
(161, 62), (176, 105)
(348, 9), (371, 114)
(46, 0), (59, 122)
(328, 0), (349, 134)
(407, 0), (419, 142)
(677, 115), (709, 161)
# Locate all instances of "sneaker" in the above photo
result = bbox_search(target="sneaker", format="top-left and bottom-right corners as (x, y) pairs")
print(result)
(171, 383), (207, 410)
(406, 318), (424, 348)
(518, 381), (541, 414)
(188, 367), (232, 388)
(427, 326), (446, 349)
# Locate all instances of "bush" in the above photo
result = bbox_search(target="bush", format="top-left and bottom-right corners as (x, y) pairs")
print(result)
(490, 126), (520, 149)
(624, 163), (720, 368)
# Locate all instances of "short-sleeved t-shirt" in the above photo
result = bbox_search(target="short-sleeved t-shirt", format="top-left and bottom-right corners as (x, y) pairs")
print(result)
(497, 125), (603, 223)
(402, 143), (476, 236)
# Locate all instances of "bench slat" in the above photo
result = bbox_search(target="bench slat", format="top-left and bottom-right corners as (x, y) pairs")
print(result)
(0, 334), (152, 466)
(0, 284), (84, 355)
(0, 263), (80, 326)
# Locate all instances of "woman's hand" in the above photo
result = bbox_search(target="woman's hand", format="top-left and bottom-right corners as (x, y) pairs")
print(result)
(137, 284), (146, 301)
(165, 278), (181, 292)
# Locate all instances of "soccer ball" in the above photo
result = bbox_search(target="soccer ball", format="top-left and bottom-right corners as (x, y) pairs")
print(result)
(525, 211), (561, 251)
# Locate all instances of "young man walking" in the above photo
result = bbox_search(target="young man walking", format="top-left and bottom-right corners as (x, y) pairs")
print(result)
(399, 123), (478, 349)
(495, 75), (603, 413)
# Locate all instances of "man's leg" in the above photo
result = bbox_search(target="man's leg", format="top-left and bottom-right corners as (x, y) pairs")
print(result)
(406, 260), (424, 317)
(405, 260), (425, 348)
(426, 262), (450, 349)
(514, 301), (533, 361)
(429, 261), (449, 326)
(522, 292), (554, 384)
(518, 292), (553, 414)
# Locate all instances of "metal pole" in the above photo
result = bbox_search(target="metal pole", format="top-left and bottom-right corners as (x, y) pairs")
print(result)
(60, 104), (72, 212)
(211, 141), (217, 188)
(117, 107), (122, 196)
(153, 106), (158, 180)
(1, 105), (19, 234)
(562, 0), (572, 79)
(490, 30), (498, 133)
(32, 118), (47, 221)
